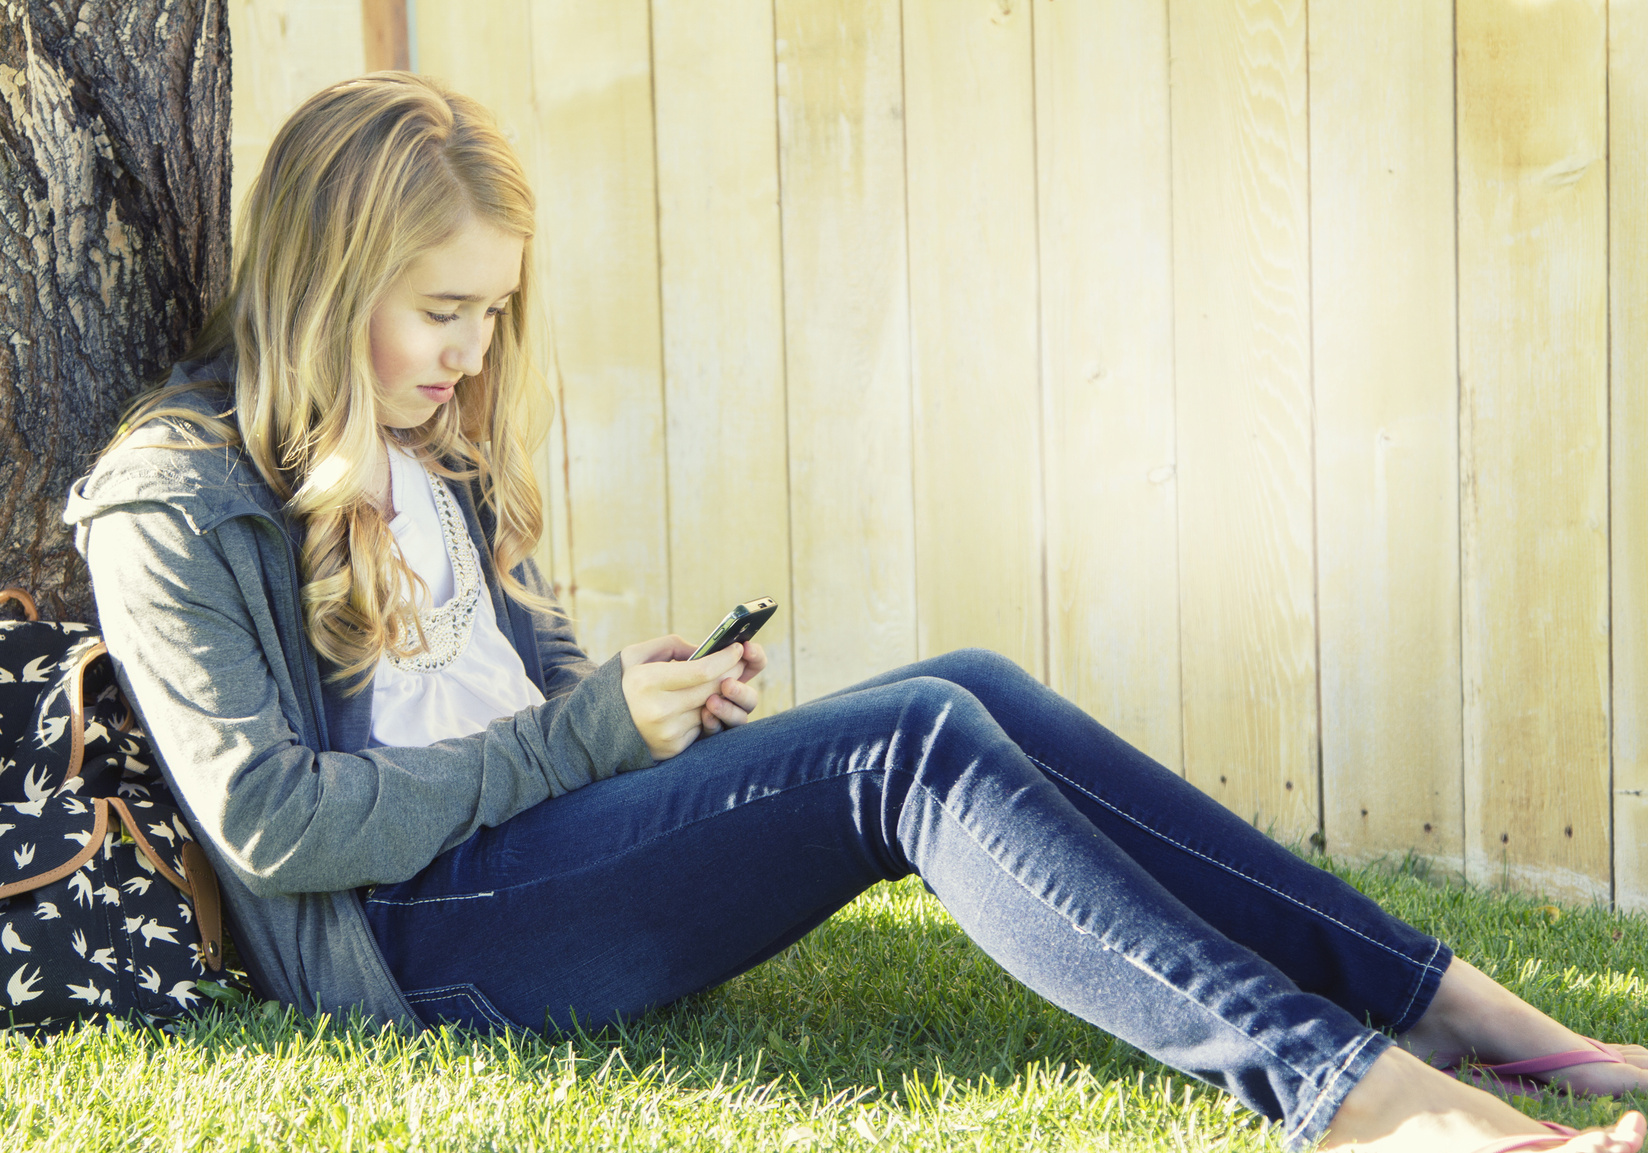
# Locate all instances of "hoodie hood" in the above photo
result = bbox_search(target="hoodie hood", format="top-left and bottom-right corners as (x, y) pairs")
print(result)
(63, 358), (285, 549)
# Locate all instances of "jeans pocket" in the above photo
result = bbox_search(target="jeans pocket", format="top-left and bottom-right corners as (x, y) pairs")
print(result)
(403, 982), (519, 1033)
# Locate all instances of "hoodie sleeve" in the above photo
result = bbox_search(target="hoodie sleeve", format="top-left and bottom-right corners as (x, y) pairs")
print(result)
(83, 502), (654, 898)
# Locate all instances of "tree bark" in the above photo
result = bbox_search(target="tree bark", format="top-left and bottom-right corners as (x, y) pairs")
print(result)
(0, 0), (230, 622)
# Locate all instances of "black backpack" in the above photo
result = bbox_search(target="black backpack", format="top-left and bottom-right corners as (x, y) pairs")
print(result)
(0, 587), (243, 1034)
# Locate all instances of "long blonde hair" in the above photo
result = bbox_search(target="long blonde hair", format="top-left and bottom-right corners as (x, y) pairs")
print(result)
(118, 72), (550, 691)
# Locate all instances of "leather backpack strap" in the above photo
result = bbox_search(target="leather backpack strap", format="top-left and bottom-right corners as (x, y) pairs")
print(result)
(104, 797), (188, 891)
(60, 640), (109, 783)
(0, 588), (39, 620)
(0, 798), (107, 899)
(105, 797), (224, 972)
(179, 840), (225, 972)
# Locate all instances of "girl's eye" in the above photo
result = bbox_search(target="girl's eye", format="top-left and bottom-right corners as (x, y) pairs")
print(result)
(427, 312), (459, 324)
(487, 306), (508, 319)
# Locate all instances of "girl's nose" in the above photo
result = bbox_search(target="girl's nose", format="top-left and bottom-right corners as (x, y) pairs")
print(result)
(444, 321), (487, 377)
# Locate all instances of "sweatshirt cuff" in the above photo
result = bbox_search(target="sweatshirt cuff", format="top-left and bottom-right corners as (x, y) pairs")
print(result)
(570, 653), (655, 779)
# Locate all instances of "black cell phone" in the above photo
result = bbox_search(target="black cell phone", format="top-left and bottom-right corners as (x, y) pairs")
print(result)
(690, 597), (778, 660)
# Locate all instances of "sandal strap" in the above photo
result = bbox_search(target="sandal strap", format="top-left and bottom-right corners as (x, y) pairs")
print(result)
(1470, 1122), (1579, 1153)
(1478, 1038), (1618, 1079)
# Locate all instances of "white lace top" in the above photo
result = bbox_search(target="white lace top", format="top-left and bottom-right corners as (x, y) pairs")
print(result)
(369, 442), (544, 747)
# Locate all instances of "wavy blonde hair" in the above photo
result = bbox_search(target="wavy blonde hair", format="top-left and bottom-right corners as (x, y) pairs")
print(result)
(116, 72), (551, 691)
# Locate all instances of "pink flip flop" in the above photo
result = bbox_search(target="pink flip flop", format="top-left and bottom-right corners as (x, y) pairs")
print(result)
(1451, 1037), (1624, 1100)
(1471, 1121), (1580, 1153)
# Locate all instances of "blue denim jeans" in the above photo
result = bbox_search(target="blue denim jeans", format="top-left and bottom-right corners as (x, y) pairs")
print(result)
(363, 649), (1450, 1149)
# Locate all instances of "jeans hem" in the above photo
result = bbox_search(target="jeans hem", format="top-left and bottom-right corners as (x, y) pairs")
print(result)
(1387, 937), (1453, 1035)
(1283, 1029), (1393, 1151)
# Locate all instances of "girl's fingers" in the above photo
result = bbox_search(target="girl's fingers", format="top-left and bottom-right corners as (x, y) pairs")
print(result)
(737, 641), (767, 683)
(718, 676), (759, 713)
(699, 704), (724, 735)
(621, 633), (695, 669)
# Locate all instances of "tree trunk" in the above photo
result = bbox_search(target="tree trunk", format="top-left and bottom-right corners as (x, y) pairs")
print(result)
(0, 0), (230, 622)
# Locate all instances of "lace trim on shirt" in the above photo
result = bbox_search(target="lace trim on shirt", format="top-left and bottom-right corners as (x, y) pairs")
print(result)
(387, 466), (483, 673)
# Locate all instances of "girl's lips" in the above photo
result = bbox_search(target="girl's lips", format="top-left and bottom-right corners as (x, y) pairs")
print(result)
(418, 383), (456, 402)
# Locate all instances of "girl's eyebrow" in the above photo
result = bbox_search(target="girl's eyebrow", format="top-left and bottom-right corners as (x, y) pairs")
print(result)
(418, 286), (520, 303)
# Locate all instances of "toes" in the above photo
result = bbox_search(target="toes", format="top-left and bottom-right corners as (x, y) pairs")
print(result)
(1608, 1110), (1648, 1152)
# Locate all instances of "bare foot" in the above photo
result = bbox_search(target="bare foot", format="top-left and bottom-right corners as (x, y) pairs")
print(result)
(1398, 958), (1648, 1096)
(1323, 1046), (1646, 1151)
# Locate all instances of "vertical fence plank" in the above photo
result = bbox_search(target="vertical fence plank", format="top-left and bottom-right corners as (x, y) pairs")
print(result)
(1611, 3), (1648, 910)
(1310, 1), (1462, 866)
(1169, 0), (1318, 839)
(408, 3), (533, 161)
(1457, 0), (1609, 901)
(227, 2), (365, 235)
(1032, 1), (1179, 769)
(774, 0), (917, 702)
(902, 0), (1042, 673)
(527, 3), (670, 664)
(361, 0), (409, 72)
(651, 0), (794, 707)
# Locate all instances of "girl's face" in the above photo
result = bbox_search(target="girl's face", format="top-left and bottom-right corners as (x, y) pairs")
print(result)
(368, 215), (525, 430)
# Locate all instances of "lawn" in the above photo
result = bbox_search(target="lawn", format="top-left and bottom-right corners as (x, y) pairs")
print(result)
(4, 854), (1647, 1151)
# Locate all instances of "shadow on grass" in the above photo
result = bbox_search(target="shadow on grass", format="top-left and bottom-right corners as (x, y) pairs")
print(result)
(29, 859), (1648, 1134)
(68, 876), (1153, 1109)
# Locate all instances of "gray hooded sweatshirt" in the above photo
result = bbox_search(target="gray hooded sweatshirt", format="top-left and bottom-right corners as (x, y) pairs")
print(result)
(62, 362), (654, 1028)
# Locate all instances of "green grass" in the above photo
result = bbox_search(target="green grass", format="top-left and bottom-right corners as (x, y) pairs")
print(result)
(6, 854), (1648, 1151)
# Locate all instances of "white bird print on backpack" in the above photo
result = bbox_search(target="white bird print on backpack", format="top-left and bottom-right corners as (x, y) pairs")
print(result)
(139, 919), (180, 948)
(64, 975), (108, 1001)
(5, 766), (51, 818)
(7, 964), (42, 1005)
(0, 923), (29, 954)
(66, 979), (112, 1006)
(35, 714), (67, 748)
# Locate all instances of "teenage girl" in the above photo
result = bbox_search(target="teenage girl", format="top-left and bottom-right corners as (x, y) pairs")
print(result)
(66, 73), (1647, 1153)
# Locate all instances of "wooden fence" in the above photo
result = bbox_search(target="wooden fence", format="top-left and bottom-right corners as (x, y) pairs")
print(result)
(230, 0), (1648, 908)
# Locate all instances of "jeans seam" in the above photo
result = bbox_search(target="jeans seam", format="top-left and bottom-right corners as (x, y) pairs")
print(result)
(1028, 754), (1449, 984)
(898, 774), (1319, 1088)
(366, 890), (497, 907)
(405, 982), (517, 1031)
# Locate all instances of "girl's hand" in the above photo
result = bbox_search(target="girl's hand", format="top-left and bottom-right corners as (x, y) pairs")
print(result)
(699, 639), (766, 737)
(619, 636), (750, 761)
